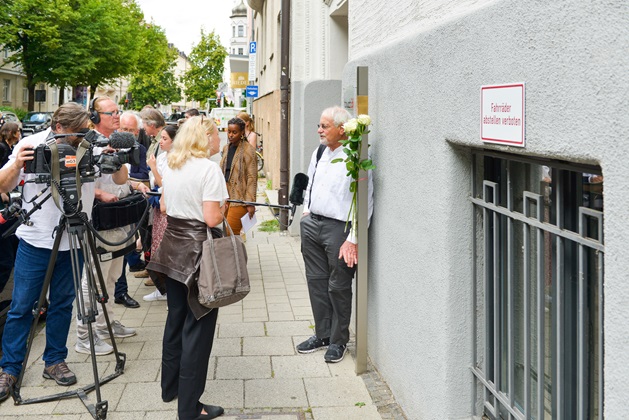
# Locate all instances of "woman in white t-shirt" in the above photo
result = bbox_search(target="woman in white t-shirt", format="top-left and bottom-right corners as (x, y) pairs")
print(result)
(147, 116), (228, 420)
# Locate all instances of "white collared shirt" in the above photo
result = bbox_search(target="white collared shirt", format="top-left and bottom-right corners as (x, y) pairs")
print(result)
(303, 145), (374, 243)
(2, 129), (96, 250)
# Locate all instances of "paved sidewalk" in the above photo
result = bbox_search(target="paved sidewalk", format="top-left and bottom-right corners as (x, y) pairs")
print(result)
(0, 183), (405, 420)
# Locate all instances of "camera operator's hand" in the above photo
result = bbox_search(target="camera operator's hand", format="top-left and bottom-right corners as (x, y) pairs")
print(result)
(0, 146), (34, 192)
(95, 190), (119, 203)
(14, 146), (34, 170)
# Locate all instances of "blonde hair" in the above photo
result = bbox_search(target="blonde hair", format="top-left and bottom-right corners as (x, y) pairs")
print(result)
(237, 112), (255, 132)
(167, 116), (214, 169)
(201, 115), (217, 136)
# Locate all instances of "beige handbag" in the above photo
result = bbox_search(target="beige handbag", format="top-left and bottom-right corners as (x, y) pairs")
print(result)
(197, 220), (250, 308)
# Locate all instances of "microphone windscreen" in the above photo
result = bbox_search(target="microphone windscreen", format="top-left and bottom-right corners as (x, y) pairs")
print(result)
(289, 173), (309, 205)
(109, 131), (137, 149)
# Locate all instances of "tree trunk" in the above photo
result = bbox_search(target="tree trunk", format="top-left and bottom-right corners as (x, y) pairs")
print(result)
(58, 85), (65, 105)
(27, 75), (35, 112)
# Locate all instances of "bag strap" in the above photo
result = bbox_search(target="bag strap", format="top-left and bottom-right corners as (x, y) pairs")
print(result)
(197, 218), (244, 287)
(211, 219), (243, 285)
(307, 144), (327, 211)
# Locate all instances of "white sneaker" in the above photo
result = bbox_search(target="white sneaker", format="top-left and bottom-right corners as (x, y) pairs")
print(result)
(143, 290), (167, 302)
(75, 336), (113, 356)
(97, 320), (136, 339)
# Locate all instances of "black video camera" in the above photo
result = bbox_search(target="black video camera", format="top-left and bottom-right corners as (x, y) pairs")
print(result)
(22, 130), (140, 213)
(24, 130), (140, 177)
(24, 142), (96, 179)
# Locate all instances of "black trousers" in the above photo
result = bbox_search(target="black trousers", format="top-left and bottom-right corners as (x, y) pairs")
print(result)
(162, 277), (218, 420)
(300, 214), (356, 346)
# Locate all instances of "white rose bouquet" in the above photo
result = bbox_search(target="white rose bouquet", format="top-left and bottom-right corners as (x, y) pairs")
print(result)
(331, 114), (375, 230)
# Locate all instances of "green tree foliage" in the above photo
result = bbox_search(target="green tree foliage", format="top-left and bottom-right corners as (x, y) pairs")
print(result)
(79, 0), (144, 97)
(126, 24), (181, 109)
(0, 0), (71, 110)
(182, 30), (227, 107)
(0, 0), (145, 109)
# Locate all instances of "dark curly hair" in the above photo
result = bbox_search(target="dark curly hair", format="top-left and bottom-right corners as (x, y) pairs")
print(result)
(227, 117), (245, 134)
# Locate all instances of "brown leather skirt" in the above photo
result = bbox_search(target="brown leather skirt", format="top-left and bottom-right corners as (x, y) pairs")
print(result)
(147, 216), (221, 320)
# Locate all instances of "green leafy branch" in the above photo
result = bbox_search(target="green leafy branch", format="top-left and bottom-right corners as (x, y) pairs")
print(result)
(331, 115), (375, 231)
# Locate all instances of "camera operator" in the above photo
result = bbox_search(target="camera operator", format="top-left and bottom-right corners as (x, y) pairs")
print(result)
(0, 102), (128, 402)
(75, 97), (148, 356)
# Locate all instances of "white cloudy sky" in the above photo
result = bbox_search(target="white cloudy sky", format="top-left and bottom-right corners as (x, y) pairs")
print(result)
(135, 0), (238, 55)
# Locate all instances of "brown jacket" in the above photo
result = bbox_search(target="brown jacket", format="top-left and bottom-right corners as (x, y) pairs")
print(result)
(219, 140), (257, 206)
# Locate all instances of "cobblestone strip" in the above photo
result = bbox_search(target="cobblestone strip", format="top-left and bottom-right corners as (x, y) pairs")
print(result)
(348, 344), (408, 419)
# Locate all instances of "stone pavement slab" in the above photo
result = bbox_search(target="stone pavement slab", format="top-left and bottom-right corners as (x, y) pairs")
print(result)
(245, 378), (308, 408)
(1, 183), (405, 418)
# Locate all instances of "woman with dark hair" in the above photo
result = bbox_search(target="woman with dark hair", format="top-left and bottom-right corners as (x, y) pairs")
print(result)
(0, 122), (20, 168)
(147, 116), (227, 420)
(0, 122), (21, 294)
(144, 124), (178, 301)
(219, 117), (257, 235)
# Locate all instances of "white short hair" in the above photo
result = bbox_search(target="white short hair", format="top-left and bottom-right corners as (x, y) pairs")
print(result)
(121, 111), (143, 129)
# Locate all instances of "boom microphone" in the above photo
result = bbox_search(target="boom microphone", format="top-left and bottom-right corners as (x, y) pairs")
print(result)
(289, 173), (309, 206)
(109, 131), (137, 149)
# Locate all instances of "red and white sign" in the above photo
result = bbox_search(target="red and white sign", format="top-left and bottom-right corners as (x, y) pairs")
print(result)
(481, 83), (525, 147)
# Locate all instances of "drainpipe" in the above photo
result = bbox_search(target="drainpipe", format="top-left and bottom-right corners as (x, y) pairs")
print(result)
(279, 0), (291, 230)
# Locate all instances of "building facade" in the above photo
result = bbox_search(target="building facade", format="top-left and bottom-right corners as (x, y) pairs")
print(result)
(1, 48), (73, 113)
(250, 0), (628, 418)
(229, 0), (250, 108)
(248, 0), (283, 188)
(171, 49), (196, 112)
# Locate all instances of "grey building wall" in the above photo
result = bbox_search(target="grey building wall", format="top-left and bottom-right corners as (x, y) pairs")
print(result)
(342, 0), (628, 419)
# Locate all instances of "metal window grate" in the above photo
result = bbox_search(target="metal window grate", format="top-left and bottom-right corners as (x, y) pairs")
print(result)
(470, 151), (604, 420)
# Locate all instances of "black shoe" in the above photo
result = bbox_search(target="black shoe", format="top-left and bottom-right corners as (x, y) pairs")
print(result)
(324, 344), (347, 363)
(128, 262), (146, 272)
(0, 371), (17, 402)
(296, 335), (330, 354)
(195, 404), (224, 419)
(114, 293), (140, 308)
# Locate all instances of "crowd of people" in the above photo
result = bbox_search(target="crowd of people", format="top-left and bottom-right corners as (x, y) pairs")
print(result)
(0, 101), (373, 420)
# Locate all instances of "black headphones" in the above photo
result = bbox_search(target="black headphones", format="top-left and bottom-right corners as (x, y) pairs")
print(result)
(89, 96), (100, 125)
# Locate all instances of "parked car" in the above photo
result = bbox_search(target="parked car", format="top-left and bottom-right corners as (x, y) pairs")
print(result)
(209, 107), (245, 131)
(165, 112), (185, 126)
(22, 112), (53, 137)
(1, 111), (23, 132)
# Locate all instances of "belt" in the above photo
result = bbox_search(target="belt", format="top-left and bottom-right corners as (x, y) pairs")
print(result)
(310, 213), (338, 222)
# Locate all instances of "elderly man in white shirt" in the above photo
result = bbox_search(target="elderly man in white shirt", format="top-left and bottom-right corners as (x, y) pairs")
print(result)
(296, 106), (374, 363)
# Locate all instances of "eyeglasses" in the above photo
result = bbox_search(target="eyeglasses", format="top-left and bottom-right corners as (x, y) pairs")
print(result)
(99, 110), (122, 117)
(317, 124), (332, 130)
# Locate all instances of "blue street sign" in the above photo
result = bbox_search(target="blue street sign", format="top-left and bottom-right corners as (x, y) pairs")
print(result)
(249, 42), (257, 54)
(246, 85), (259, 98)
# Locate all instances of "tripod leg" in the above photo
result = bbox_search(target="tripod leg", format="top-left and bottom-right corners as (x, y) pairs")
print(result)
(81, 227), (125, 365)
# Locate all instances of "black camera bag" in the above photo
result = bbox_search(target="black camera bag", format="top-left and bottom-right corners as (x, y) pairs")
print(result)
(91, 192), (148, 231)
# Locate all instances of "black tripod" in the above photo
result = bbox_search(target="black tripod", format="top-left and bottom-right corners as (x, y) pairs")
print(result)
(10, 210), (126, 419)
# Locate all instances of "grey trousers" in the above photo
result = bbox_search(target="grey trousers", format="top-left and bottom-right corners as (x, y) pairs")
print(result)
(300, 214), (355, 346)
